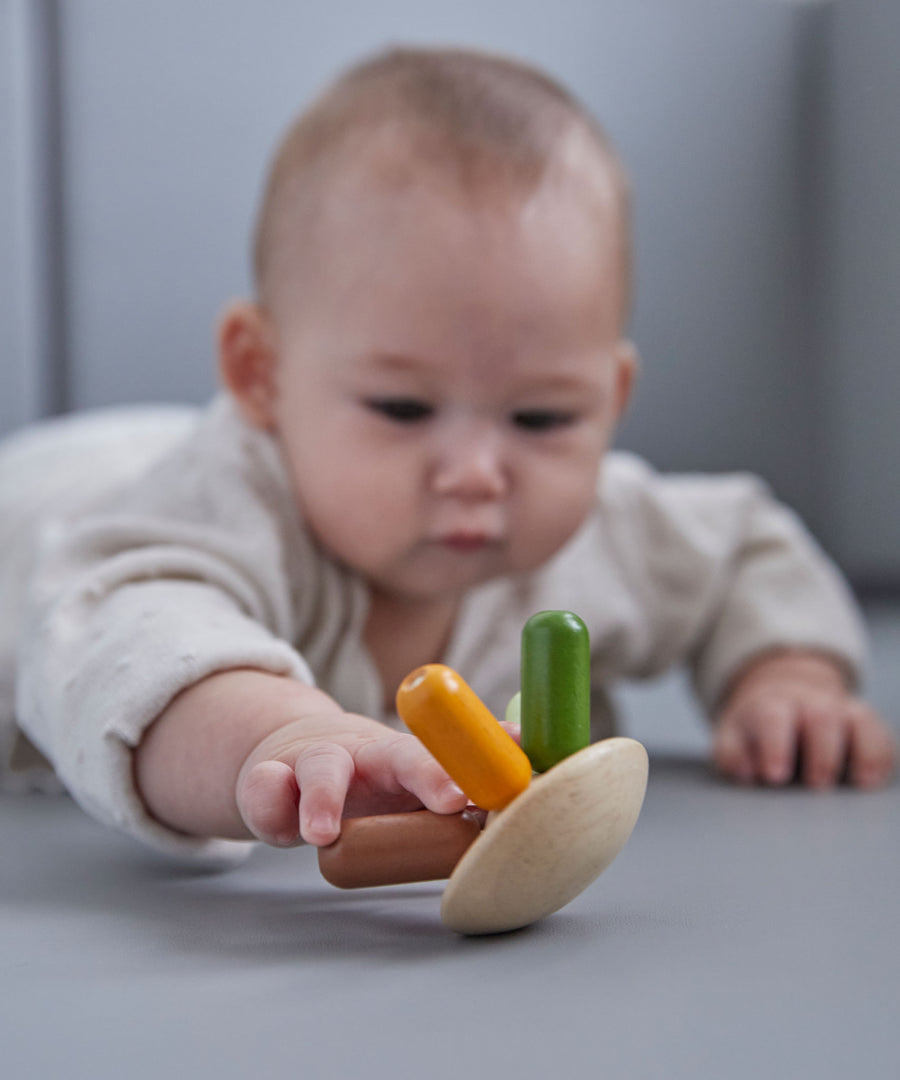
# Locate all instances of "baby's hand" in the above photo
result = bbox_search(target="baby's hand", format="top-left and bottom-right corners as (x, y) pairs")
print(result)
(235, 711), (468, 848)
(713, 650), (897, 789)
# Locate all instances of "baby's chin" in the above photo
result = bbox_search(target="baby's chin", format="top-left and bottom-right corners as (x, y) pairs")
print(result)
(366, 547), (511, 602)
(371, 540), (570, 603)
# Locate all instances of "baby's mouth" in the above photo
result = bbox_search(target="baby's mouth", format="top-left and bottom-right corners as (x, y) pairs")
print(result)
(436, 532), (500, 553)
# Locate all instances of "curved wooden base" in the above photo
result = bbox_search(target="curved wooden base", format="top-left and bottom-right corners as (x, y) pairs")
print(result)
(440, 737), (648, 935)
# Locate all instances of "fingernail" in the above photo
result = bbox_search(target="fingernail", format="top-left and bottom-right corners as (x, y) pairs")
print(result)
(308, 813), (337, 840)
(442, 781), (467, 802)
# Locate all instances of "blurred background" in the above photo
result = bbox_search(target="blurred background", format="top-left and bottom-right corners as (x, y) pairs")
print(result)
(1, 0), (898, 591)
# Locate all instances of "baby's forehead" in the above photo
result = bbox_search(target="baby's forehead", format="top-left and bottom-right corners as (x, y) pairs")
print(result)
(258, 122), (630, 340)
(284, 118), (624, 247)
(254, 49), (631, 310)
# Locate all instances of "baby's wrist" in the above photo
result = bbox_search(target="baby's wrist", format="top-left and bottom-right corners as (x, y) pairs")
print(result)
(721, 647), (853, 710)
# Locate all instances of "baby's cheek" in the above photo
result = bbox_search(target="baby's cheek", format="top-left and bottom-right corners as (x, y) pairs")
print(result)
(512, 503), (588, 572)
(540, 468), (596, 525)
(307, 474), (417, 567)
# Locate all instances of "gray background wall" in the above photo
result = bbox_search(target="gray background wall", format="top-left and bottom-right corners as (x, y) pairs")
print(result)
(0, 0), (29, 434)
(1, 0), (898, 586)
(819, 1), (900, 585)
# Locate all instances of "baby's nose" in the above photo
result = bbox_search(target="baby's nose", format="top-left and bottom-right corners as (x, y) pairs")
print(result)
(431, 425), (508, 499)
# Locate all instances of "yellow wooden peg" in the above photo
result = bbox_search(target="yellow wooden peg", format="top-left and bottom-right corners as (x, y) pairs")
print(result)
(396, 663), (532, 811)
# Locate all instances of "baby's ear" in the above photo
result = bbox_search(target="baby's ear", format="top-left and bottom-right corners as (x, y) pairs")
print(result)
(612, 339), (639, 421)
(217, 301), (278, 429)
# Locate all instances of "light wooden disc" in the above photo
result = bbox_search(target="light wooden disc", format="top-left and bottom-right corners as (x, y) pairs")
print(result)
(440, 737), (648, 935)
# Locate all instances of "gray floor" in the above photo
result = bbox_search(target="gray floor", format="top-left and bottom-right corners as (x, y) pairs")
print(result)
(2, 604), (899, 1080)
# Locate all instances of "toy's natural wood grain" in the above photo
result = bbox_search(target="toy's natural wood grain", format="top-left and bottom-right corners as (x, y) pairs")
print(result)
(314, 736), (648, 934)
(440, 737), (648, 935)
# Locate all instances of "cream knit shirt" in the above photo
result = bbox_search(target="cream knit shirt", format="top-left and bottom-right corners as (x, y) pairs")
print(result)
(0, 396), (866, 862)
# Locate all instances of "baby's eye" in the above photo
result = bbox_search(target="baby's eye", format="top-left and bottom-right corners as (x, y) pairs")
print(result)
(512, 410), (576, 432)
(366, 398), (434, 423)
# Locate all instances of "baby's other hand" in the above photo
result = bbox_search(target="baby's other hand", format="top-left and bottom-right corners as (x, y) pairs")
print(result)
(235, 712), (468, 848)
(713, 650), (897, 789)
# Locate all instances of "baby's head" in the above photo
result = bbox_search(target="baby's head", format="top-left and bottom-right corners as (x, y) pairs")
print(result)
(220, 47), (638, 604)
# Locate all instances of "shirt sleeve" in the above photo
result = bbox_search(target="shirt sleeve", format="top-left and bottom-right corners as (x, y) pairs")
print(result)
(15, 400), (316, 863)
(599, 454), (867, 713)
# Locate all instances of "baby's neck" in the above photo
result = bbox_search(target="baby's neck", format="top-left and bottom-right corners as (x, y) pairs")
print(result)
(363, 591), (460, 711)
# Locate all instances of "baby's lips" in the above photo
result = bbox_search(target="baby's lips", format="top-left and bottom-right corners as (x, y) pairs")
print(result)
(432, 528), (505, 548)
(438, 533), (495, 552)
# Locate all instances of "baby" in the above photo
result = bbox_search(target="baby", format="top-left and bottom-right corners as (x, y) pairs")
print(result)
(1, 47), (895, 861)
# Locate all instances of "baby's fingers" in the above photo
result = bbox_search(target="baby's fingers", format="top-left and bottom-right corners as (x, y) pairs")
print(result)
(294, 743), (355, 846)
(798, 705), (846, 788)
(354, 734), (468, 816)
(236, 759), (302, 847)
(846, 706), (897, 789)
(715, 700), (798, 785)
(713, 717), (754, 784)
(751, 701), (801, 784)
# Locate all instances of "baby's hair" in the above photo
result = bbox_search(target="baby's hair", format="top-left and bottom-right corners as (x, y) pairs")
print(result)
(253, 46), (631, 317)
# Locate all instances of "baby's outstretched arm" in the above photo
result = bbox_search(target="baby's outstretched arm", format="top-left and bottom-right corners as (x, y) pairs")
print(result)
(713, 650), (897, 789)
(134, 670), (468, 847)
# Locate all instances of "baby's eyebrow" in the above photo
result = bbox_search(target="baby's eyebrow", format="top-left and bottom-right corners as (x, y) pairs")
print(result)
(358, 352), (606, 396)
(515, 371), (603, 394)
(364, 352), (427, 372)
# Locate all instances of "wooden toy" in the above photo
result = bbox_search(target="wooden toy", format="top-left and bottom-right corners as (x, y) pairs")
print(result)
(396, 663), (532, 811)
(318, 809), (482, 889)
(520, 609), (591, 771)
(317, 611), (648, 934)
(440, 736), (647, 933)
